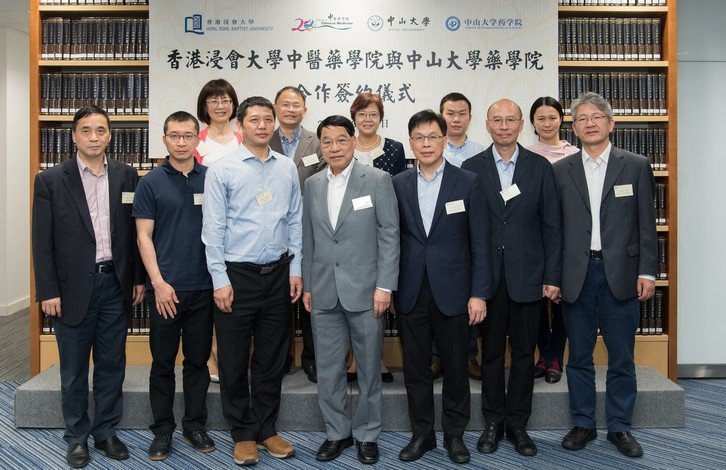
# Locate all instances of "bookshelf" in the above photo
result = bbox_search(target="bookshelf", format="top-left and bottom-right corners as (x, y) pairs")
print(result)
(29, 1), (679, 381)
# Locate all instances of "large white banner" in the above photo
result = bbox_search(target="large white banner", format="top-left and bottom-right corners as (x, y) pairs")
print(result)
(149, 0), (557, 159)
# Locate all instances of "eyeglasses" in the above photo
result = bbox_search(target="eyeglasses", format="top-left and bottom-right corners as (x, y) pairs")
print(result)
(355, 112), (381, 121)
(206, 98), (233, 107)
(279, 103), (303, 111)
(410, 135), (445, 143)
(488, 117), (521, 127)
(321, 137), (352, 148)
(165, 133), (198, 142)
(574, 114), (608, 125)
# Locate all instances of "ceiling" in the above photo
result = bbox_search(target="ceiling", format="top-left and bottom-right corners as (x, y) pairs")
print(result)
(0, 0), (29, 34)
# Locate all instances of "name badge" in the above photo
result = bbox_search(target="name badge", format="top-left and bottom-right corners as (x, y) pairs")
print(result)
(371, 147), (385, 160)
(256, 189), (274, 206)
(121, 192), (135, 204)
(614, 184), (634, 198)
(500, 183), (521, 202)
(193, 193), (204, 205)
(302, 154), (319, 167)
(445, 199), (466, 215)
(352, 195), (373, 211)
(195, 140), (209, 157)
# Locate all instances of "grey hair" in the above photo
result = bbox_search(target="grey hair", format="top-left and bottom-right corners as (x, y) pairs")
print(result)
(571, 92), (613, 121)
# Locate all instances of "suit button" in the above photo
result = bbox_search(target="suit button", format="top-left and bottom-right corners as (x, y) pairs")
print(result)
(586, 230), (591, 235)
(421, 265), (425, 269)
(335, 262), (339, 267)
(333, 239), (338, 244)
(503, 220), (508, 225)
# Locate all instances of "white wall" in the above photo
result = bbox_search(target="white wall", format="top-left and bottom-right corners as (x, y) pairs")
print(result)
(0, 26), (29, 315)
(677, 1), (726, 368)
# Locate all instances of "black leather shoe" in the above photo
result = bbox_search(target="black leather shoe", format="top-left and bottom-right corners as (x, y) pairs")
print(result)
(283, 354), (293, 374)
(356, 441), (379, 465)
(381, 370), (394, 383)
(607, 431), (643, 458)
(183, 429), (215, 453)
(148, 432), (172, 461)
(303, 364), (317, 383)
(94, 436), (129, 460)
(506, 427), (537, 456)
(66, 443), (89, 468)
(398, 432), (436, 461)
(316, 436), (353, 461)
(443, 434), (470, 464)
(476, 422), (503, 453)
(562, 426), (597, 450)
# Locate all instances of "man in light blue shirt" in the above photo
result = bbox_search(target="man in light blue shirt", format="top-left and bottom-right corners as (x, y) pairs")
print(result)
(441, 93), (484, 168)
(202, 96), (302, 467)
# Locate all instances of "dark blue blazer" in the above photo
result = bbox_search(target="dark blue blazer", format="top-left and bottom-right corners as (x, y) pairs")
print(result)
(462, 144), (562, 303)
(392, 161), (492, 316)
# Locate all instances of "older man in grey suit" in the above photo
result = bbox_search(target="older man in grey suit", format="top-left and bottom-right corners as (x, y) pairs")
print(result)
(302, 115), (399, 465)
(553, 92), (657, 458)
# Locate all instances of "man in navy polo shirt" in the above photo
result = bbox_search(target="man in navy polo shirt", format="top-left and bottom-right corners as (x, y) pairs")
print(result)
(133, 111), (215, 461)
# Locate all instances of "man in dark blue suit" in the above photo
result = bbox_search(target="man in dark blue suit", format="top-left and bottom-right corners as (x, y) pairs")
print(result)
(462, 99), (562, 457)
(32, 105), (146, 468)
(393, 110), (492, 464)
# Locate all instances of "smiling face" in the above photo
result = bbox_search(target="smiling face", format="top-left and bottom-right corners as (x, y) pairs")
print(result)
(486, 100), (524, 149)
(353, 103), (382, 138)
(320, 125), (355, 175)
(572, 102), (615, 150)
(274, 89), (307, 129)
(409, 120), (446, 170)
(441, 100), (472, 141)
(239, 105), (275, 150)
(206, 93), (234, 125)
(72, 113), (111, 161)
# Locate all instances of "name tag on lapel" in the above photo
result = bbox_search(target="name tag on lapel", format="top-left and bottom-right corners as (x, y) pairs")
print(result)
(445, 199), (465, 215)
(371, 147), (385, 160)
(500, 184), (521, 202)
(352, 195), (373, 211)
(121, 192), (135, 204)
(614, 184), (634, 197)
(302, 154), (319, 167)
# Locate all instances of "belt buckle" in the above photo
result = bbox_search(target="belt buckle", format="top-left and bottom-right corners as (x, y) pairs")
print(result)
(260, 265), (274, 275)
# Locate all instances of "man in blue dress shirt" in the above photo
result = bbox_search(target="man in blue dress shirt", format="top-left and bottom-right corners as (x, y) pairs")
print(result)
(202, 96), (303, 467)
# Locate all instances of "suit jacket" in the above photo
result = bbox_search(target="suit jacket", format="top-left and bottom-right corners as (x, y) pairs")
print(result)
(462, 144), (562, 303)
(393, 162), (492, 316)
(32, 156), (145, 326)
(373, 138), (406, 176)
(553, 146), (657, 303)
(270, 126), (325, 191)
(302, 160), (400, 312)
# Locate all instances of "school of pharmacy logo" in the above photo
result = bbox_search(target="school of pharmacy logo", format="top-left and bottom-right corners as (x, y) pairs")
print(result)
(445, 16), (461, 32)
(184, 13), (204, 35)
(367, 15), (383, 31)
(292, 13), (353, 32)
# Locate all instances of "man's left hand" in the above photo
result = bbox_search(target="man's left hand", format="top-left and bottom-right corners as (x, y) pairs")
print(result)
(289, 276), (303, 303)
(637, 277), (656, 301)
(468, 297), (487, 325)
(543, 284), (561, 303)
(132, 285), (146, 306)
(373, 289), (391, 317)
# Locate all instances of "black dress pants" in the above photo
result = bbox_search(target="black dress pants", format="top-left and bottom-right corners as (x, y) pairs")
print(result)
(148, 289), (213, 435)
(216, 261), (291, 443)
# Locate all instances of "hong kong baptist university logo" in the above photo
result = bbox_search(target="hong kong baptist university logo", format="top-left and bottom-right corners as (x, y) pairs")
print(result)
(185, 13), (204, 35)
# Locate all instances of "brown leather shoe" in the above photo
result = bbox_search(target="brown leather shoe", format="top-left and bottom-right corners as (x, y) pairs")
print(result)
(431, 361), (442, 380)
(467, 358), (482, 380)
(256, 435), (295, 459)
(234, 441), (259, 466)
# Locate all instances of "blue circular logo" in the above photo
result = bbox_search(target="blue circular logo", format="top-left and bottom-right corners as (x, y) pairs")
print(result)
(445, 16), (461, 32)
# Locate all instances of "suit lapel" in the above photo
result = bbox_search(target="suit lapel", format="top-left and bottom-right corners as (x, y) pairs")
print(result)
(63, 157), (95, 239)
(481, 150), (505, 213)
(506, 145), (531, 213)
(335, 161), (366, 232)
(429, 162), (456, 234)
(601, 148), (626, 202)
(567, 154), (591, 212)
(405, 169), (428, 241)
(314, 172), (334, 234)
(294, 129), (312, 168)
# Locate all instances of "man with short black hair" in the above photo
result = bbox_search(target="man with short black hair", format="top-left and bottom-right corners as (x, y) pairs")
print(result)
(134, 111), (215, 461)
(32, 105), (145, 468)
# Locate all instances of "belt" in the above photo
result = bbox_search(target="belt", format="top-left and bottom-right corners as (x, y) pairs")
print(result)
(238, 253), (294, 275)
(589, 250), (603, 260)
(94, 261), (115, 273)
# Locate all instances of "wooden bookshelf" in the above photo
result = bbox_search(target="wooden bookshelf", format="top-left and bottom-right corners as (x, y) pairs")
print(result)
(40, 5), (149, 13)
(558, 6), (668, 14)
(558, 60), (668, 67)
(39, 60), (149, 67)
(564, 115), (668, 122)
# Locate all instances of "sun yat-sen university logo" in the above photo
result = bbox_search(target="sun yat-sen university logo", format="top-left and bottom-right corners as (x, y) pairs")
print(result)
(292, 13), (353, 32)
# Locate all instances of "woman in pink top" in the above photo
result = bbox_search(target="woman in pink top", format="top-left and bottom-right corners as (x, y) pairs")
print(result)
(194, 79), (243, 166)
(527, 96), (580, 385)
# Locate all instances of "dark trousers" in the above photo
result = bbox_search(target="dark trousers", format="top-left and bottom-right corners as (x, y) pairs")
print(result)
(400, 275), (470, 437)
(298, 299), (315, 369)
(148, 289), (214, 435)
(479, 263), (540, 428)
(536, 299), (566, 366)
(53, 272), (127, 445)
(562, 259), (639, 432)
(216, 261), (291, 443)
(432, 326), (479, 364)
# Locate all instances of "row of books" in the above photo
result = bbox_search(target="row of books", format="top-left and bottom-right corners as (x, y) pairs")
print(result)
(41, 301), (151, 335)
(559, 17), (661, 61)
(41, 17), (149, 61)
(40, 1), (148, 5)
(560, 127), (667, 170)
(657, 236), (667, 279)
(559, 72), (666, 115)
(39, 127), (152, 170)
(638, 290), (664, 335)
(654, 183), (667, 226)
(40, 72), (149, 115)
(558, 0), (666, 5)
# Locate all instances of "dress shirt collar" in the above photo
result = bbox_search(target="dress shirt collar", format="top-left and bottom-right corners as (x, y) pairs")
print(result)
(582, 143), (611, 166)
(161, 156), (202, 175)
(327, 158), (355, 182)
(493, 145), (519, 166)
(76, 154), (108, 175)
(416, 159), (445, 182)
(280, 127), (302, 144)
(446, 137), (470, 151)
(238, 144), (276, 162)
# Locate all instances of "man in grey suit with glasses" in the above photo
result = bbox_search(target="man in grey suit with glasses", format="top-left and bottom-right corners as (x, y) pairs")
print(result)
(302, 115), (399, 465)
